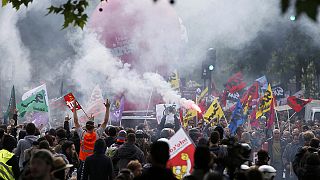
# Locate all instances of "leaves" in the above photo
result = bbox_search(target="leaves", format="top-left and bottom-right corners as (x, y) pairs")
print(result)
(2, 0), (9, 7)
(281, 0), (290, 14)
(281, 0), (320, 22)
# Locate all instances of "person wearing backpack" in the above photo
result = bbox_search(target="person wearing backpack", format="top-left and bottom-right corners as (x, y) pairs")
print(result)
(72, 99), (110, 179)
(14, 122), (38, 170)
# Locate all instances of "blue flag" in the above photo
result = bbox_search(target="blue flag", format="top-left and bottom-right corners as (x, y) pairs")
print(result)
(228, 100), (244, 135)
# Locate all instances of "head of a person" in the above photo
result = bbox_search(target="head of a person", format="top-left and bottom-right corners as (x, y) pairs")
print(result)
(62, 141), (76, 155)
(51, 157), (73, 180)
(292, 128), (300, 137)
(107, 126), (117, 137)
(283, 131), (290, 139)
(292, 134), (299, 143)
(94, 139), (106, 154)
(194, 146), (211, 171)
(246, 168), (263, 180)
(160, 128), (175, 139)
(150, 141), (170, 167)
(117, 130), (127, 143)
(18, 130), (27, 140)
(0, 125), (7, 134)
(309, 138), (320, 149)
(272, 129), (280, 141)
(236, 126), (244, 136)
(214, 126), (224, 140)
(55, 128), (67, 141)
(85, 121), (95, 132)
(303, 131), (315, 146)
(241, 132), (251, 143)
(39, 140), (50, 150)
(48, 128), (56, 136)
(127, 160), (142, 177)
(1, 134), (17, 152)
(115, 169), (134, 180)
(257, 150), (270, 166)
(189, 128), (201, 145)
(210, 131), (220, 145)
(30, 149), (54, 179)
(127, 133), (136, 144)
(26, 123), (36, 135)
(44, 134), (55, 147)
(137, 123), (146, 131)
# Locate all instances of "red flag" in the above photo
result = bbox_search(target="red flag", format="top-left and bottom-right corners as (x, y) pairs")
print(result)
(64, 93), (82, 112)
(167, 128), (195, 179)
(267, 99), (275, 129)
(225, 72), (247, 94)
(287, 96), (312, 112)
(241, 82), (259, 104)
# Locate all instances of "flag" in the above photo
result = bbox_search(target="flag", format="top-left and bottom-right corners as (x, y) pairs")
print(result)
(197, 87), (208, 103)
(110, 97), (125, 126)
(4, 86), (16, 125)
(272, 85), (285, 99)
(167, 128), (195, 179)
(182, 109), (197, 128)
(64, 93), (82, 112)
(79, 85), (105, 123)
(287, 96), (312, 112)
(224, 72), (247, 94)
(267, 99), (275, 129)
(203, 98), (224, 125)
(169, 69), (180, 91)
(255, 76), (268, 90)
(228, 101), (244, 135)
(256, 84), (273, 118)
(241, 82), (259, 105)
(17, 90), (49, 117)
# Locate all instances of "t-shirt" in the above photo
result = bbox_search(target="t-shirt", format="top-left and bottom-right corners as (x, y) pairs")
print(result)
(272, 140), (281, 164)
(76, 127), (104, 140)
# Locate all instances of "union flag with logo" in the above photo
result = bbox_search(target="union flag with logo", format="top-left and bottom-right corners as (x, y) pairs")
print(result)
(167, 128), (195, 180)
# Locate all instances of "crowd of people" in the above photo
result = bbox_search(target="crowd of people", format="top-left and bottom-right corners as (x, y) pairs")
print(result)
(0, 99), (320, 180)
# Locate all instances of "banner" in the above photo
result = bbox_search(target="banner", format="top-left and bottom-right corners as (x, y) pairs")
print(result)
(256, 84), (273, 118)
(287, 96), (312, 112)
(17, 90), (49, 117)
(169, 69), (180, 91)
(4, 86), (16, 125)
(229, 100), (244, 135)
(255, 76), (268, 90)
(224, 72), (247, 94)
(64, 93), (82, 112)
(182, 109), (197, 128)
(167, 128), (195, 179)
(197, 87), (208, 103)
(79, 85), (105, 123)
(272, 85), (285, 99)
(110, 97), (125, 126)
(203, 98), (224, 125)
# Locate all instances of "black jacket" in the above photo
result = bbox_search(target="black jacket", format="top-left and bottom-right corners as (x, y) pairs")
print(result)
(134, 166), (177, 180)
(82, 154), (113, 180)
(113, 143), (145, 170)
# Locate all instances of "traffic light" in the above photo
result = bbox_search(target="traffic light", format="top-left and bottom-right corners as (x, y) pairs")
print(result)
(201, 48), (216, 79)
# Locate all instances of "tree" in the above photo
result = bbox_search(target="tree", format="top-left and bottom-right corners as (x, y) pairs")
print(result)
(2, 0), (320, 29)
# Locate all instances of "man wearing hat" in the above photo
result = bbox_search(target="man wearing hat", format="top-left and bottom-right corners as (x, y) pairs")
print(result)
(73, 99), (110, 179)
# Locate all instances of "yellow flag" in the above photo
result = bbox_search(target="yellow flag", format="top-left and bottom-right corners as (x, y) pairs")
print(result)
(203, 98), (225, 126)
(183, 109), (197, 127)
(243, 95), (251, 115)
(197, 87), (208, 104)
(169, 70), (180, 91)
(256, 84), (273, 118)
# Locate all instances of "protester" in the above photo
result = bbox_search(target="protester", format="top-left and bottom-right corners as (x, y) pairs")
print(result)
(127, 160), (143, 178)
(105, 126), (117, 148)
(15, 123), (38, 170)
(282, 134), (301, 179)
(134, 141), (177, 180)
(73, 99), (110, 178)
(29, 149), (55, 180)
(54, 128), (68, 154)
(113, 133), (145, 171)
(82, 139), (113, 180)
(183, 146), (212, 180)
(0, 134), (20, 180)
(51, 156), (73, 180)
(61, 140), (79, 176)
(265, 129), (286, 179)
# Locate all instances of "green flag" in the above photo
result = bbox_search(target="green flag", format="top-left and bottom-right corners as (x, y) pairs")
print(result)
(4, 86), (16, 125)
(17, 90), (48, 117)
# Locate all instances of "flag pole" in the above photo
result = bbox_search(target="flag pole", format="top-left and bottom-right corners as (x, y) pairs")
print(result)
(81, 108), (90, 120)
(274, 100), (280, 129)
